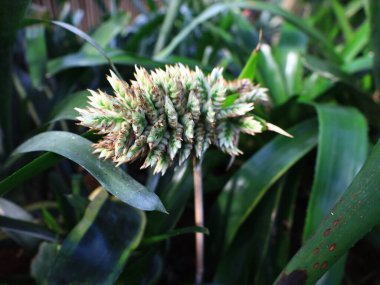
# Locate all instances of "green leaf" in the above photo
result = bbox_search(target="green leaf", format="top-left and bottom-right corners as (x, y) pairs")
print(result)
(49, 90), (90, 122)
(258, 44), (288, 105)
(0, 0), (30, 155)
(31, 242), (60, 285)
(25, 18), (120, 76)
(81, 12), (130, 54)
(238, 45), (260, 81)
(0, 152), (62, 196)
(47, 51), (165, 77)
(145, 162), (193, 235)
(332, 0), (353, 42)
(214, 182), (282, 284)
(303, 54), (356, 85)
(274, 140), (380, 285)
(0, 198), (42, 250)
(303, 105), (368, 239)
(141, 226), (209, 246)
(153, 0), (181, 55)
(303, 104), (368, 285)
(210, 119), (318, 250)
(368, 0), (380, 92)
(156, 1), (339, 62)
(25, 24), (47, 90)
(45, 190), (146, 284)
(341, 22), (369, 62)
(0, 216), (57, 242)
(13, 131), (167, 213)
(223, 46), (261, 108)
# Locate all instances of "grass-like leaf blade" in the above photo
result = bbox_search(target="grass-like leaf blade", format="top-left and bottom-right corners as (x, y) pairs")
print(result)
(14, 131), (167, 213)
(275, 140), (380, 285)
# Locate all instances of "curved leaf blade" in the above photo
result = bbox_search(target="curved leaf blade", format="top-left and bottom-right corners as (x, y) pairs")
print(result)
(304, 105), (368, 239)
(211, 119), (318, 249)
(303, 104), (368, 285)
(156, 2), (339, 62)
(14, 131), (167, 213)
(275, 140), (380, 285)
(46, 191), (146, 285)
(49, 90), (90, 122)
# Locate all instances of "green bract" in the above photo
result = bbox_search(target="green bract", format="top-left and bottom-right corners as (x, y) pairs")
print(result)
(76, 64), (289, 174)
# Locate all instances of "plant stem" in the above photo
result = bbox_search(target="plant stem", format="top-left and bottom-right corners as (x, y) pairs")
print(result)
(193, 156), (204, 284)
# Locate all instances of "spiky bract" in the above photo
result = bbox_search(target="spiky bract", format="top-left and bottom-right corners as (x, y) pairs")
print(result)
(76, 64), (286, 174)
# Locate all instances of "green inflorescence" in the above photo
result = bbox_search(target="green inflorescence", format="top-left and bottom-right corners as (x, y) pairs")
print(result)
(76, 64), (290, 174)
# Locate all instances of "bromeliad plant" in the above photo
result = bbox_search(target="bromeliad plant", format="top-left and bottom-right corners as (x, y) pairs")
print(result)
(76, 64), (290, 282)
(76, 64), (289, 174)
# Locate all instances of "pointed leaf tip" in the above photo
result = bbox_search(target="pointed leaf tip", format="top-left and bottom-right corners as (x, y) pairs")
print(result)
(267, 123), (293, 138)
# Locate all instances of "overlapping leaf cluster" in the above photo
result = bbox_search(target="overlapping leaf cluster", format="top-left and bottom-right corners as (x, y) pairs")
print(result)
(76, 64), (287, 174)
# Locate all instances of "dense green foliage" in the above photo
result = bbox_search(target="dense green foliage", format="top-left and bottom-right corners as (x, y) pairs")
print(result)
(1, 0), (380, 284)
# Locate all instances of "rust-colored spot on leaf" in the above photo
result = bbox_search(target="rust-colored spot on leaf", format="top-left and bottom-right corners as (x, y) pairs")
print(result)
(313, 262), (320, 269)
(321, 261), (329, 269)
(332, 219), (341, 227)
(276, 270), (308, 285)
(323, 228), (331, 237)
(312, 247), (320, 255)
(328, 243), (336, 252)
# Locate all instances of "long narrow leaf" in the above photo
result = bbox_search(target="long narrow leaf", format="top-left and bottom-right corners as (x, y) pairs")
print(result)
(210, 119), (318, 251)
(45, 190), (146, 284)
(153, 0), (181, 55)
(0, 0), (30, 155)
(156, 2), (339, 62)
(25, 18), (120, 76)
(0, 216), (57, 242)
(13, 131), (166, 212)
(368, 0), (380, 92)
(275, 140), (380, 285)
(303, 104), (368, 285)
(81, 12), (130, 54)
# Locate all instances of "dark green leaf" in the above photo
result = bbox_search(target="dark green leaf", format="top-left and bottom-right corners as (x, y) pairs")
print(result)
(156, 2), (339, 62)
(0, 0), (30, 155)
(303, 104), (368, 285)
(47, 51), (164, 76)
(0, 153), (62, 196)
(25, 18), (120, 76)
(81, 12), (130, 54)
(46, 190), (146, 285)
(0, 216), (57, 242)
(49, 90), (90, 122)
(0, 198), (41, 250)
(303, 55), (356, 85)
(211, 119), (318, 251)
(141, 226), (209, 246)
(214, 182), (282, 284)
(274, 140), (380, 285)
(25, 24), (47, 90)
(14, 131), (167, 212)
(304, 105), (368, 239)
(31, 242), (60, 285)
(369, 0), (380, 92)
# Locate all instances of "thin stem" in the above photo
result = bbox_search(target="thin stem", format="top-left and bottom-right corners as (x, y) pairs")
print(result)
(193, 156), (204, 284)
